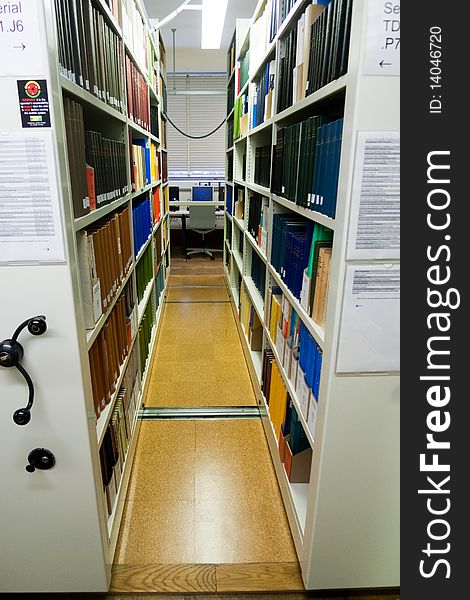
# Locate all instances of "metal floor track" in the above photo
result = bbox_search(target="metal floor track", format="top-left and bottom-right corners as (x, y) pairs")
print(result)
(140, 406), (260, 420)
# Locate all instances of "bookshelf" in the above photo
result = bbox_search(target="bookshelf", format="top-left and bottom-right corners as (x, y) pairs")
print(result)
(224, 0), (399, 590)
(0, 0), (170, 592)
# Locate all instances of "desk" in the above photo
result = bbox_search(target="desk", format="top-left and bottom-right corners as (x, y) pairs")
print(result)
(169, 200), (225, 207)
(169, 205), (225, 257)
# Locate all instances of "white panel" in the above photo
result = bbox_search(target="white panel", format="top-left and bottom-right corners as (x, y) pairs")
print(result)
(0, 0), (108, 591)
(0, 267), (108, 592)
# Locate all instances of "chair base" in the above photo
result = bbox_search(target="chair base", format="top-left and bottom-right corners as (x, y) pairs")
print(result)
(186, 247), (223, 260)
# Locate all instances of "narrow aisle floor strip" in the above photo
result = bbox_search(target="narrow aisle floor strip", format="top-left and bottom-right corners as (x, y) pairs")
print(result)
(112, 261), (302, 592)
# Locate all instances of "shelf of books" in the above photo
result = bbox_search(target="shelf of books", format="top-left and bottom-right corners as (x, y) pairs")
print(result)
(225, 0), (399, 590)
(0, 1), (172, 590)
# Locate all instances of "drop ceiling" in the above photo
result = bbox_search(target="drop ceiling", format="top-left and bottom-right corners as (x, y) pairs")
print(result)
(143, 0), (258, 50)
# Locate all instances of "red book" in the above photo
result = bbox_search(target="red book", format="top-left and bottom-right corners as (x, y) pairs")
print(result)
(86, 165), (96, 210)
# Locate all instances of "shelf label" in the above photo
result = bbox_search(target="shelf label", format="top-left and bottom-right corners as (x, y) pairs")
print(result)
(93, 282), (102, 323)
(0, 0), (45, 76)
(307, 398), (317, 439)
(297, 374), (310, 422)
(337, 264), (400, 373)
(347, 131), (400, 260)
(363, 0), (400, 76)
(0, 131), (66, 263)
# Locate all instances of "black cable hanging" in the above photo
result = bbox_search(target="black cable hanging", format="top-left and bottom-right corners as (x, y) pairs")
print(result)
(162, 111), (226, 139)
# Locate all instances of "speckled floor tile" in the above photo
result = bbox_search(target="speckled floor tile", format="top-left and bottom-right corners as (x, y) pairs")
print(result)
(145, 285), (256, 407)
(114, 500), (196, 564)
(194, 498), (297, 564)
(125, 423), (196, 503)
(115, 420), (296, 566)
(166, 286), (229, 303)
(170, 273), (226, 287)
(146, 378), (232, 407)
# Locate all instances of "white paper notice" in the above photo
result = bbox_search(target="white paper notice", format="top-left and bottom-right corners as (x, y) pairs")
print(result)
(347, 132), (400, 260)
(337, 265), (399, 373)
(0, 132), (66, 263)
(0, 0), (45, 77)
(363, 0), (400, 76)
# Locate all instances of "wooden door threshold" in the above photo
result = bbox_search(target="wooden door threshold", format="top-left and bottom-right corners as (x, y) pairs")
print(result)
(110, 561), (304, 593)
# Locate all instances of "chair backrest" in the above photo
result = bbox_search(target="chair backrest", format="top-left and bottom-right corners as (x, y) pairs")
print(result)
(189, 205), (216, 229)
(169, 186), (179, 201)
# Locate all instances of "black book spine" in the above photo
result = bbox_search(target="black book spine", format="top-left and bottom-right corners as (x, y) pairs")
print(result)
(68, 1), (83, 86)
(314, 11), (324, 92)
(331, 0), (343, 81)
(61, 0), (75, 80)
(77, 102), (89, 209)
(76, 0), (90, 91)
(82, 0), (95, 93)
(312, 12), (324, 93)
(94, 10), (104, 100)
(320, 0), (335, 89)
(54, 0), (65, 75)
(96, 132), (104, 204)
(86, 1), (97, 97)
(339, 0), (353, 76)
(326, 0), (339, 83)
(307, 21), (316, 96)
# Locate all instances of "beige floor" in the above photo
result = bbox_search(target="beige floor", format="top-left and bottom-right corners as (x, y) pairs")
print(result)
(115, 420), (297, 565)
(113, 259), (301, 592)
(146, 263), (256, 408)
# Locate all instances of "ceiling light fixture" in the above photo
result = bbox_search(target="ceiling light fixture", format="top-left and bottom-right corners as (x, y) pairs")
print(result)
(201, 0), (228, 49)
(153, 1), (201, 30)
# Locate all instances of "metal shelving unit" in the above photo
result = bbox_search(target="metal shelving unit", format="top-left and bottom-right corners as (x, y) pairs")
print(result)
(225, 0), (399, 591)
(0, 0), (172, 592)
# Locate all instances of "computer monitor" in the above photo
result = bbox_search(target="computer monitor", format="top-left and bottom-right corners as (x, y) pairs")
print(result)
(169, 186), (179, 201)
(192, 185), (213, 202)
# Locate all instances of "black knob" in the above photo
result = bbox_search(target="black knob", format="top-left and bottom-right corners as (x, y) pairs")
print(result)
(13, 408), (31, 426)
(27, 316), (47, 336)
(26, 448), (55, 473)
(0, 339), (24, 368)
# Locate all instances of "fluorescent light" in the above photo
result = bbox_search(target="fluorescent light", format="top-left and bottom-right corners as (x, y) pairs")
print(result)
(182, 4), (202, 9)
(201, 0), (228, 49)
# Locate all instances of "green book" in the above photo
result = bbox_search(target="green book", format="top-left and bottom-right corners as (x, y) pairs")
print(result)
(307, 225), (333, 277)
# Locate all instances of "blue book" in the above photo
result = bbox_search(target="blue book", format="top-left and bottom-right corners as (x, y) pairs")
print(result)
(132, 204), (139, 255)
(281, 397), (293, 436)
(299, 323), (306, 373)
(327, 119), (341, 217)
(145, 199), (151, 237)
(311, 124), (325, 211)
(321, 122), (334, 214)
(132, 139), (150, 186)
(305, 333), (316, 389)
(271, 214), (280, 271)
(253, 99), (257, 128)
(313, 346), (322, 400)
(321, 122), (332, 216)
(285, 231), (296, 290)
(330, 118), (343, 218)
(226, 185), (233, 214)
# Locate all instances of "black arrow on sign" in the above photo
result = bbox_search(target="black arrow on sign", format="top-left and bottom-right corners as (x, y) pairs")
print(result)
(379, 60), (392, 68)
(14, 43), (26, 50)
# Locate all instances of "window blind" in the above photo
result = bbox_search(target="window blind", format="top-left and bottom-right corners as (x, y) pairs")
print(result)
(166, 74), (226, 178)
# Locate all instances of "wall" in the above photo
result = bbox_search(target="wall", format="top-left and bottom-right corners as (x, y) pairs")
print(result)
(168, 48), (226, 74)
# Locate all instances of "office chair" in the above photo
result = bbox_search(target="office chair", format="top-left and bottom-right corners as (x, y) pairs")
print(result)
(186, 205), (223, 260)
(169, 186), (179, 211)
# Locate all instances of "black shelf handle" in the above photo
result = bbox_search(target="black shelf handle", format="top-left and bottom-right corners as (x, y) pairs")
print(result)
(0, 316), (47, 425)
